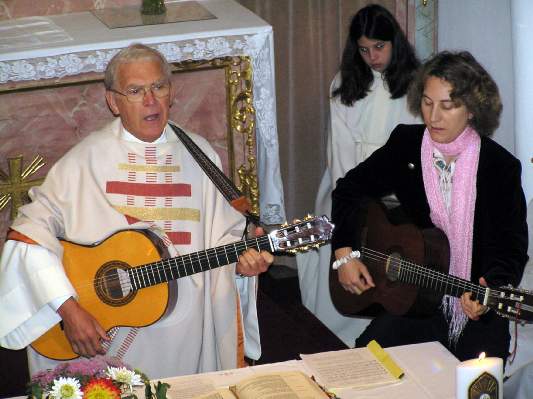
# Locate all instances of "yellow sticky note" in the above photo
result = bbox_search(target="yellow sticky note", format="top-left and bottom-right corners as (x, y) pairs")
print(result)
(366, 340), (404, 379)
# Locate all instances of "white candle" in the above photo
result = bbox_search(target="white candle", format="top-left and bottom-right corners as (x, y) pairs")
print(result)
(456, 353), (503, 399)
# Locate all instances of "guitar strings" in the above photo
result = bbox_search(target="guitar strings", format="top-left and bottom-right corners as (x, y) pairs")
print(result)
(63, 217), (329, 302)
(101, 220), (325, 292)
(360, 247), (502, 299)
(70, 235), (272, 301)
(102, 235), (269, 288)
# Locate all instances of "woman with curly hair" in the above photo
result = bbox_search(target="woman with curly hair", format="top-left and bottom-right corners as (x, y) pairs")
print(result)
(297, 4), (420, 347)
(331, 50), (528, 361)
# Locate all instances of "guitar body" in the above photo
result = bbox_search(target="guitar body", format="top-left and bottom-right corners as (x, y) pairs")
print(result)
(31, 230), (169, 360)
(330, 199), (450, 317)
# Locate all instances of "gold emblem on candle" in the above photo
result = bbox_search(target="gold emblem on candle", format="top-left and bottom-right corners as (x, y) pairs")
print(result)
(0, 155), (45, 219)
(468, 371), (498, 399)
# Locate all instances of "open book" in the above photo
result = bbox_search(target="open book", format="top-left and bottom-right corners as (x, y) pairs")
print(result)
(193, 371), (332, 399)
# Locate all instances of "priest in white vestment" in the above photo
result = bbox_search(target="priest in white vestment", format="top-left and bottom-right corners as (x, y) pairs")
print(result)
(0, 44), (273, 379)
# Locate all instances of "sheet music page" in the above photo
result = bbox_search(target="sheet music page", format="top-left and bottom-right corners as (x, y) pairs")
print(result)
(300, 348), (400, 390)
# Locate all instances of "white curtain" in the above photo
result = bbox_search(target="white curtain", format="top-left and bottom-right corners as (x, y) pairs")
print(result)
(512, 0), (533, 204)
(438, 0), (533, 379)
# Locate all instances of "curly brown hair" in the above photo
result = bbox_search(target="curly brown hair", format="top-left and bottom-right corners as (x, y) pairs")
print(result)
(407, 51), (502, 137)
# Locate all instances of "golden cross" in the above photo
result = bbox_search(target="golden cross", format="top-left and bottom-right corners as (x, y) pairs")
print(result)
(0, 155), (46, 220)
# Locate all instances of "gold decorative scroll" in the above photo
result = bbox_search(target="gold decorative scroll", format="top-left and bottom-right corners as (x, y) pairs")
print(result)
(0, 155), (46, 219)
(172, 56), (260, 217)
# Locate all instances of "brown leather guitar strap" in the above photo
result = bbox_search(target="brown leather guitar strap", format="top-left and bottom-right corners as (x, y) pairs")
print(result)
(168, 121), (260, 227)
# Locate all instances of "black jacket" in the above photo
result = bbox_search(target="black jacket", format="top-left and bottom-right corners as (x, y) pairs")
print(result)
(331, 124), (528, 288)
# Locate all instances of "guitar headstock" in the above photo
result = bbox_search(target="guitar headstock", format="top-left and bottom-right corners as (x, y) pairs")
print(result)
(487, 285), (533, 323)
(268, 215), (334, 254)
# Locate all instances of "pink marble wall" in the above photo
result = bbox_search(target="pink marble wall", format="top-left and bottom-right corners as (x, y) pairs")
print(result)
(0, 66), (246, 244)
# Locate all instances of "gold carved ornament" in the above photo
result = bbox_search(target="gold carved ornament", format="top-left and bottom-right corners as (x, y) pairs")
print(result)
(0, 155), (46, 220)
(172, 56), (260, 217)
(228, 57), (260, 217)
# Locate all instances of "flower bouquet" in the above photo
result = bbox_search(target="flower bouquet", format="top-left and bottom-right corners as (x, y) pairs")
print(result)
(27, 356), (169, 399)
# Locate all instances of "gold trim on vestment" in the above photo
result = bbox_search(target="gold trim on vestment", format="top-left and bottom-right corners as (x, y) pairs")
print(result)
(113, 206), (200, 221)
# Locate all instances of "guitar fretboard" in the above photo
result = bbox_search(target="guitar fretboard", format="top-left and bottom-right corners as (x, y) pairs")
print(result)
(128, 235), (272, 290)
(362, 247), (488, 302)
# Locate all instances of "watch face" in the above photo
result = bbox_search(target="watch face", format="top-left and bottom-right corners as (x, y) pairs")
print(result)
(468, 372), (498, 399)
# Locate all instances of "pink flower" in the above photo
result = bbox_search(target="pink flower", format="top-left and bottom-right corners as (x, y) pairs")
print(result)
(29, 356), (129, 390)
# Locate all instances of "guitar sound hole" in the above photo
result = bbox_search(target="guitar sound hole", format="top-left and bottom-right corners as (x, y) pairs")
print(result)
(385, 252), (402, 282)
(94, 261), (136, 306)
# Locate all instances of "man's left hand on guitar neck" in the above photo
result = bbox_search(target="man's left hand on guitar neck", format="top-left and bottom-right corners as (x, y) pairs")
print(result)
(235, 227), (274, 277)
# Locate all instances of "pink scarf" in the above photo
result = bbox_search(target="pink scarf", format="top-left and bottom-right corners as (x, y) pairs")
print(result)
(421, 126), (480, 343)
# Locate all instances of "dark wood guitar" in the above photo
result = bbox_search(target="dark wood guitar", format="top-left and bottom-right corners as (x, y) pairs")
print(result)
(31, 216), (334, 361)
(329, 199), (533, 322)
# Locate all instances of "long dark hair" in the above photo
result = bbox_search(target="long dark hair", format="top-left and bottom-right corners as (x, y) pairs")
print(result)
(333, 4), (419, 105)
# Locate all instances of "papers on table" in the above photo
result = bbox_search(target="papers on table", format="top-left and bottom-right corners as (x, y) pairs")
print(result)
(300, 341), (404, 391)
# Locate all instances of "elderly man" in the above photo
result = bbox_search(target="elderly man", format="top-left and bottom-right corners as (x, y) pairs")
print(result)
(0, 44), (272, 379)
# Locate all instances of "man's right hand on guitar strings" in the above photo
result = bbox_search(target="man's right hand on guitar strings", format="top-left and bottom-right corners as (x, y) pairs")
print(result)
(57, 297), (109, 357)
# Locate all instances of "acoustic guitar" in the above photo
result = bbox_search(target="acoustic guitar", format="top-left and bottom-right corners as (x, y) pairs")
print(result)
(329, 199), (533, 322)
(31, 216), (334, 360)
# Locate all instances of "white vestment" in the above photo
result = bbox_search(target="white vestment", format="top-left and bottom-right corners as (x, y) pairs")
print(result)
(0, 119), (259, 379)
(296, 71), (421, 346)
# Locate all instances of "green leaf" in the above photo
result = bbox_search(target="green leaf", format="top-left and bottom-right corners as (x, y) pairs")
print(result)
(154, 381), (170, 399)
(144, 382), (154, 399)
(27, 383), (43, 399)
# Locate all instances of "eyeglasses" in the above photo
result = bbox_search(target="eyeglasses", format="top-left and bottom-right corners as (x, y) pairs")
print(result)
(109, 80), (171, 103)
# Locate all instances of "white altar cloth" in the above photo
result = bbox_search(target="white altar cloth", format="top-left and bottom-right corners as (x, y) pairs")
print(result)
(157, 341), (459, 399)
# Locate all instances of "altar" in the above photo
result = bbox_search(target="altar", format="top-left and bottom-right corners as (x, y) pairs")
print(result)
(147, 341), (459, 399)
(0, 0), (286, 246)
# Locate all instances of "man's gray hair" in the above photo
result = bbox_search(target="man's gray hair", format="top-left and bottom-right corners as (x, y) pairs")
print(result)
(104, 43), (172, 90)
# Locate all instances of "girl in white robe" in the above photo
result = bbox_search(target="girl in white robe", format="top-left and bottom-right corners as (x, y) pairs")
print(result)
(296, 4), (421, 346)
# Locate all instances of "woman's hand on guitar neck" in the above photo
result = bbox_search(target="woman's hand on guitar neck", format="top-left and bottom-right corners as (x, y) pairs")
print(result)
(57, 297), (110, 357)
(335, 247), (375, 295)
(460, 277), (489, 320)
